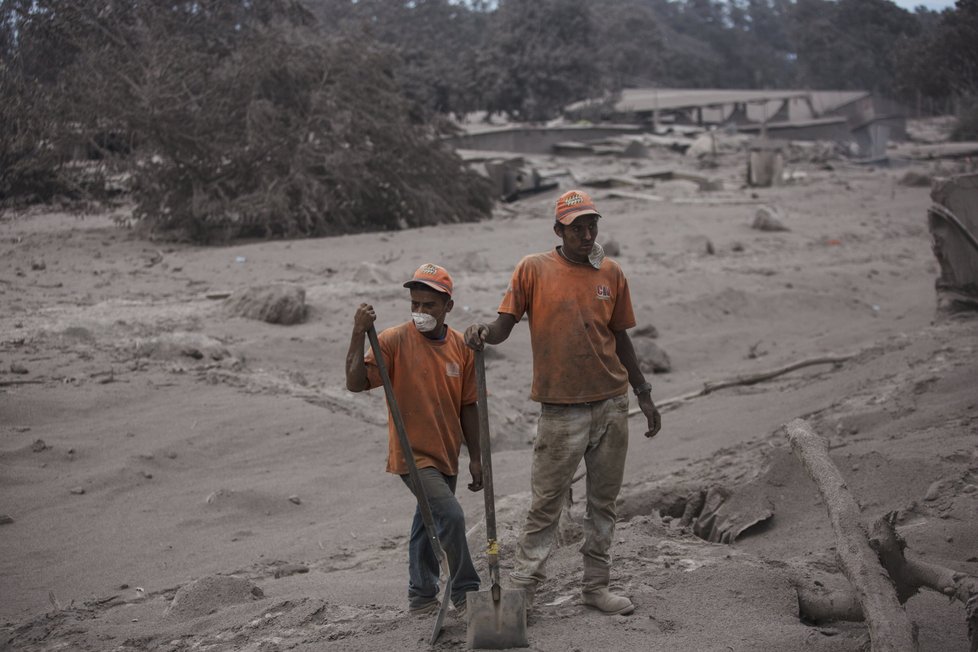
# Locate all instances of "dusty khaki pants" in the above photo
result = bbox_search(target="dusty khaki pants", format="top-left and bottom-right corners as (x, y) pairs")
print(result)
(511, 394), (630, 585)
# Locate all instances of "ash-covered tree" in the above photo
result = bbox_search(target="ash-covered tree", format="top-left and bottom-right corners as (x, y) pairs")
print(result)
(0, 0), (84, 204)
(3, 0), (492, 239)
(309, 0), (489, 121)
(591, 0), (666, 90)
(478, 0), (601, 122)
(898, 0), (978, 138)
(790, 0), (921, 94)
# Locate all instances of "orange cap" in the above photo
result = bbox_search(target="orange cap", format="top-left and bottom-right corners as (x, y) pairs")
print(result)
(404, 263), (453, 297)
(555, 189), (601, 225)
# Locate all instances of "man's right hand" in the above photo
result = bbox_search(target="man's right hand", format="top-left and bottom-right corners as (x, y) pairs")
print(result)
(353, 303), (376, 334)
(464, 323), (489, 350)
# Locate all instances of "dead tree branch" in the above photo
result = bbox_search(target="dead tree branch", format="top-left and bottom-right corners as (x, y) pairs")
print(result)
(785, 418), (917, 652)
(628, 353), (855, 418)
(870, 514), (978, 652)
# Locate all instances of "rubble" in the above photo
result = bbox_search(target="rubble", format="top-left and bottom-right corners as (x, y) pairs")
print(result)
(928, 173), (978, 312)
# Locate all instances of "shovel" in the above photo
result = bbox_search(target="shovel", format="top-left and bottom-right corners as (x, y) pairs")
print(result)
(367, 325), (452, 645)
(466, 348), (529, 649)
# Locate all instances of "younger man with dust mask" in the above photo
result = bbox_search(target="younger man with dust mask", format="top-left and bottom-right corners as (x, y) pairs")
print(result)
(465, 190), (662, 616)
(345, 263), (482, 616)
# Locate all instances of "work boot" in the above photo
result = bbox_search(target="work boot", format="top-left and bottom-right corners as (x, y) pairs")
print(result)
(509, 577), (537, 610)
(581, 560), (634, 616)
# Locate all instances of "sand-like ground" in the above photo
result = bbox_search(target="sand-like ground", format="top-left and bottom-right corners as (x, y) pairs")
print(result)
(2, 133), (977, 651)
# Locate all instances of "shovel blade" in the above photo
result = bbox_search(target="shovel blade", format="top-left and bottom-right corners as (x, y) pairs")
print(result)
(428, 565), (453, 645)
(466, 587), (529, 649)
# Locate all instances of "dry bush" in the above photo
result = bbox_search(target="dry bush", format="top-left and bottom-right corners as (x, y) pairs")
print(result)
(0, 62), (82, 204)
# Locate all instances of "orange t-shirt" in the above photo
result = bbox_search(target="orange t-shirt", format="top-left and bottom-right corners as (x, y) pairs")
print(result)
(498, 249), (636, 403)
(365, 321), (477, 476)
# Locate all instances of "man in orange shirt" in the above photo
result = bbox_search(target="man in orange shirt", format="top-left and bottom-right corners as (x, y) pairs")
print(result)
(346, 263), (482, 616)
(465, 190), (661, 616)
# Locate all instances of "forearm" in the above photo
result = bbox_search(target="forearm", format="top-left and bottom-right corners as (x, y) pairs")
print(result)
(614, 330), (650, 391)
(345, 330), (369, 392)
(484, 313), (517, 345)
(460, 403), (481, 464)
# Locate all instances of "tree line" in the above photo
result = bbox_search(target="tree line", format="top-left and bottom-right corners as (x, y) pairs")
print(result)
(1, 0), (975, 240)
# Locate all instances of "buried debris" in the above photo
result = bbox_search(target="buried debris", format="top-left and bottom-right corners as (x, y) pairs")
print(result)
(928, 173), (978, 312)
(224, 284), (307, 325)
(785, 418), (917, 652)
(870, 515), (978, 652)
(748, 139), (785, 188)
(482, 156), (557, 202)
(631, 337), (672, 374)
(781, 419), (978, 650)
(632, 167), (723, 192)
(752, 206), (790, 232)
(164, 575), (264, 620)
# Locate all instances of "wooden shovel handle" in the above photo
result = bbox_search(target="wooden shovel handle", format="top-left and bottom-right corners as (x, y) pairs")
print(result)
(367, 325), (447, 564)
(475, 349), (501, 590)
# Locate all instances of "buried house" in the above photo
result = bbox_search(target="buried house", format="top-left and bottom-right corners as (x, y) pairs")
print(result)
(564, 88), (907, 162)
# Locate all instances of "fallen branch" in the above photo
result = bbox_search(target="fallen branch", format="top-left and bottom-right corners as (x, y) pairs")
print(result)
(0, 379), (46, 387)
(870, 514), (978, 652)
(628, 353), (855, 418)
(785, 418), (917, 652)
(791, 516), (978, 650)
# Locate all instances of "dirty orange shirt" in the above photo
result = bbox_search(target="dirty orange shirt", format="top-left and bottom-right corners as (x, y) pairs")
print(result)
(365, 321), (477, 476)
(498, 249), (636, 403)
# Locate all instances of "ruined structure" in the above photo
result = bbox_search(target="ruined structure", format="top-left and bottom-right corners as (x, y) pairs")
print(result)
(929, 173), (978, 312)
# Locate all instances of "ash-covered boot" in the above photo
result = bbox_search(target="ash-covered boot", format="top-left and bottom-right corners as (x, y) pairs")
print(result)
(510, 576), (538, 610)
(581, 559), (634, 615)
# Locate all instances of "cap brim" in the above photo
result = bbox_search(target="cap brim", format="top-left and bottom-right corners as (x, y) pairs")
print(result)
(404, 280), (452, 296)
(557, 209), (602, 225)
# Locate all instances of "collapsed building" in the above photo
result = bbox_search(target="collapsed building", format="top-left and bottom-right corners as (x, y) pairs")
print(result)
(564, 88), (907, 162)
(446, 88), (910, 198)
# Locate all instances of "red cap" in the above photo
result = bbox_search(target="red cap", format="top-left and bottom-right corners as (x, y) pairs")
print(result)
(555, 189), (601, 225)
(404, 263), (453, 297)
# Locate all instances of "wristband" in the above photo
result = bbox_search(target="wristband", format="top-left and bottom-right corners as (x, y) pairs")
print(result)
(632, 381), (653, 396)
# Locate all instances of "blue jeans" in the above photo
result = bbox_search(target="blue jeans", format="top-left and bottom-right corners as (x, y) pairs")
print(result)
(400, 467), (481, 607)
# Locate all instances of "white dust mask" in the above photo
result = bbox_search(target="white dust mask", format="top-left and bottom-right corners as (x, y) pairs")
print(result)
(412, 312), (438, 333)
(588, 242), (605, 269)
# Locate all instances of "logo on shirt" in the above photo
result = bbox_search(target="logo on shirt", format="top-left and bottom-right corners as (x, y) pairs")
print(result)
(596, 285), (612, 300)
(445, 362), (460, 377)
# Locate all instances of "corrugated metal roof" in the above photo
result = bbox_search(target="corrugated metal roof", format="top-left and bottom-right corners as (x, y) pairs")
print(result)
(567, 88), (873, 122)
(567, 88), (813, 114)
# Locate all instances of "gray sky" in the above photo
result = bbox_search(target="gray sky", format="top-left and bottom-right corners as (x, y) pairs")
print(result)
(892, 0), (955, 10)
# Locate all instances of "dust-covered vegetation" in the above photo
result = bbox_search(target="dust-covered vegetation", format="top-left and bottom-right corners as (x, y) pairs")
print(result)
(0, 0), (494, 240)
(1, 0), (976, 240)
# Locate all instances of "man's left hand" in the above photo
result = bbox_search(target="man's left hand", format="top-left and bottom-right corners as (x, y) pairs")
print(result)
(467, 460), (483, 492)
(638, 393), (662, 439)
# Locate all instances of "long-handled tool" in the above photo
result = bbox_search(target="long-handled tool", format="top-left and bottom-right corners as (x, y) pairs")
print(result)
(367, 324), (452, 645)
(467, 348), (529, 649)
